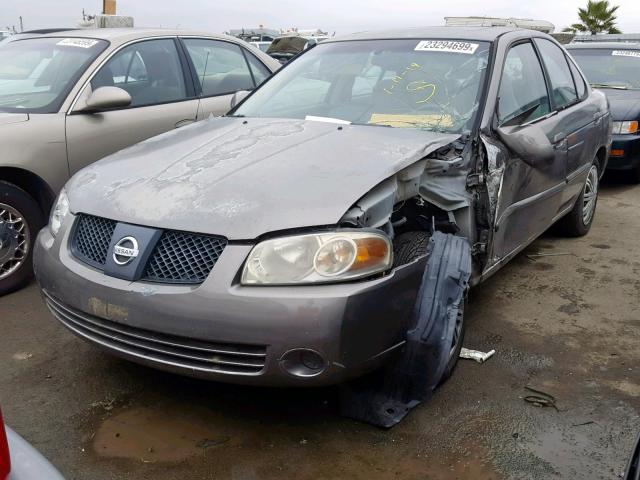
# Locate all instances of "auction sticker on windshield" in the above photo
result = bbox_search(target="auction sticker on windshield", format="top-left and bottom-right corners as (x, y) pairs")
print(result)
(415, 40), (479, 54)
(57, 38), (100, 49)
(612, 50), (640, 58)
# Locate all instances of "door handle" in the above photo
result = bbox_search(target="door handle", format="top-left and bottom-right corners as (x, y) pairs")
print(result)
(175, 119), (195, 129)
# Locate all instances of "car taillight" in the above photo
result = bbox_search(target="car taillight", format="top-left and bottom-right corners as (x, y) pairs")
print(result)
(0, 408), (10, 480)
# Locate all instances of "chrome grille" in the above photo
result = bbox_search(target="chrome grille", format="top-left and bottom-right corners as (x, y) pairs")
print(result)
(73, 214), (116, 267)
(143, 231), (227, 284)
(43, 291), (267, 375)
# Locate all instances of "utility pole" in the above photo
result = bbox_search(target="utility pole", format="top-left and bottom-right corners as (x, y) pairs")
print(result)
(103, 0), (116, 15)
(18, 16), (23, 32)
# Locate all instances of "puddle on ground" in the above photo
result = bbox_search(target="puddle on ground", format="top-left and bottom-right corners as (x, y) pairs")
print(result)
(93, 406), (234, 462)
(525, 426), (592, 478)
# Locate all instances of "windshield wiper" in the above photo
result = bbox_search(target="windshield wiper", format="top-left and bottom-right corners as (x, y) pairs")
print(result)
(590, 83), (629, 90)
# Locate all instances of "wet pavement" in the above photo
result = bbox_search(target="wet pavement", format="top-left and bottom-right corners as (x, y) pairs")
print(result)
(1, 176), (639, 479)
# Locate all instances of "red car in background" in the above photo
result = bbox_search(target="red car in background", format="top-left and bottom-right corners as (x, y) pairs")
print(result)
(0, 406), (64, 479)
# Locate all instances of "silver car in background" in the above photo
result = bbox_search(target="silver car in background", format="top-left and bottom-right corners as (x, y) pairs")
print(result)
(0, 28), (280, 295)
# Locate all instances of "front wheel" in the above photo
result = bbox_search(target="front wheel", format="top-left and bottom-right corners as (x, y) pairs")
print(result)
(0, 181), (45, 296)
(556, 162), (599, 237)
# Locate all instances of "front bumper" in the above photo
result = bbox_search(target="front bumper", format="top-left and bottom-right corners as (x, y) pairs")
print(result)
(34, 218), (424, 387)
(608, 134), (640, 170)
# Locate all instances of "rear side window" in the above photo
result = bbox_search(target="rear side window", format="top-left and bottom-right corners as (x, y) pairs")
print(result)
(91, 39), (188, 107)
(498, 42), (551, 125)
(183, 39), (255, 96)
(244, 51), (271, 85)
(567, 58), (587, 99)
(534, 39), (578, 109)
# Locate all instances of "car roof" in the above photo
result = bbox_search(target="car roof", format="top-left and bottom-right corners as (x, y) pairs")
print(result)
(14, 28), (238, 45)
(566, 42), (640, 50)
(327, 26), (521, 43)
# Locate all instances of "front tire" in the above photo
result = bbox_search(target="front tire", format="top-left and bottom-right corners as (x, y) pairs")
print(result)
(0, 181), (45, 296)
(556, 161), (600, 237)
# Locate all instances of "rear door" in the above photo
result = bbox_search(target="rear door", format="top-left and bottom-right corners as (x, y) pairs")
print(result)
(66, 37), (199, 174)
(534, 38), (595, 206)
(180, 38), (273, 119)
(490, 41), (567, 261)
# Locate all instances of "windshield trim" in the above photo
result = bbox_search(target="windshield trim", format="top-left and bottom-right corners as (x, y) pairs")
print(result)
(0, 36), (110, 114)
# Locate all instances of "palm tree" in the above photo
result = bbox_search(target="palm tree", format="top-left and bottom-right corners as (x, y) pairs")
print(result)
(563, 0), (622, 35)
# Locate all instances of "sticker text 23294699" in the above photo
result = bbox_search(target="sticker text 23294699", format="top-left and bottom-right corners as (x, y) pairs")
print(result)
(415, 40), (479, 54)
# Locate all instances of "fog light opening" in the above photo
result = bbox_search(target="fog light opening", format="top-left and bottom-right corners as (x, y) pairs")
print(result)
(280, 349), (327, 378)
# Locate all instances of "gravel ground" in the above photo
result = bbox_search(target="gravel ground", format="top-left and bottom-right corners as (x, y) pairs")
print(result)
(1, 175), (638, 480)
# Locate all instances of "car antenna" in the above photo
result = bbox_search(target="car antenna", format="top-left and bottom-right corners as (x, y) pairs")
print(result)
(194, 50), (210, 120)
(201, 51), (210, 97)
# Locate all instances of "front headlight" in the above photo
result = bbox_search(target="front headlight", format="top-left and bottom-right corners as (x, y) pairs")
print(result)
(49, 188), (69, 237)
(241, 231), (392, 285)
(612, 120), (639, 134)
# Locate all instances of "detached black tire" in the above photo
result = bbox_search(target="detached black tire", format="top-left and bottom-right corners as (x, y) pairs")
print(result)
(556, 161), (600, 237)
(0, 181), (45, 296)
(393, 231), (465, 382)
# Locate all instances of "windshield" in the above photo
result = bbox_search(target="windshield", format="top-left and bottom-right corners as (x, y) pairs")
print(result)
(0, 37), (108, 113)
(570, 48), (640, 89)
(235, 39), (490, 133)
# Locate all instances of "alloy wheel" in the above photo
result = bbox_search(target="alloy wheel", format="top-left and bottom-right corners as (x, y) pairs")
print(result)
(582, 165), (599, 226)
(0, 203), (30, 281)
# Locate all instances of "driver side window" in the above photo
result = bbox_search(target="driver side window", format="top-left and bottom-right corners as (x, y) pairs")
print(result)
(498, 42), (551, 125)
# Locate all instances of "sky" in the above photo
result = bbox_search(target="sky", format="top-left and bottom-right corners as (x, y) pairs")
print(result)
(3, 0), (640, 35)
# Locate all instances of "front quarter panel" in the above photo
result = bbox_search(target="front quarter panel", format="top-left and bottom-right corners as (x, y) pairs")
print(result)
(0, 114), (68, 194)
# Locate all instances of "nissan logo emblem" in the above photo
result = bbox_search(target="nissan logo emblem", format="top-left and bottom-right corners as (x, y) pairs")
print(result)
(113, 236), (139, 266)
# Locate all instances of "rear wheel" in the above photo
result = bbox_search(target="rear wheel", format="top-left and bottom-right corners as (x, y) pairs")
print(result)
(556, 162), (599, 237)
(632, 163), (640, 184)
(0, 181), (44, 296)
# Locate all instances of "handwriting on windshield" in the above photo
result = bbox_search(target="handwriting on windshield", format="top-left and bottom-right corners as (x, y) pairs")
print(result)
(383, 63), (437, 104)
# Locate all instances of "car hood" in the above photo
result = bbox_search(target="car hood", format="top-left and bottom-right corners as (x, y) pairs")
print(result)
(599, 88), (640, 120)
(266, 37), (306, 55)
(0, 112), (29, 125)
(67, 117), (459, 239)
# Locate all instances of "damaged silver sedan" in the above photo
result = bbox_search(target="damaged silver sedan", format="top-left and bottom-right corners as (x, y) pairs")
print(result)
(34, 27), (610, 427)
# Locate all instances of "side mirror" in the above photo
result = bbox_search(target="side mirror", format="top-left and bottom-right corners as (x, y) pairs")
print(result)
(81, 86), (131, 112)
(230, 90), (250, 109)
(496, 123), (556, 167)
